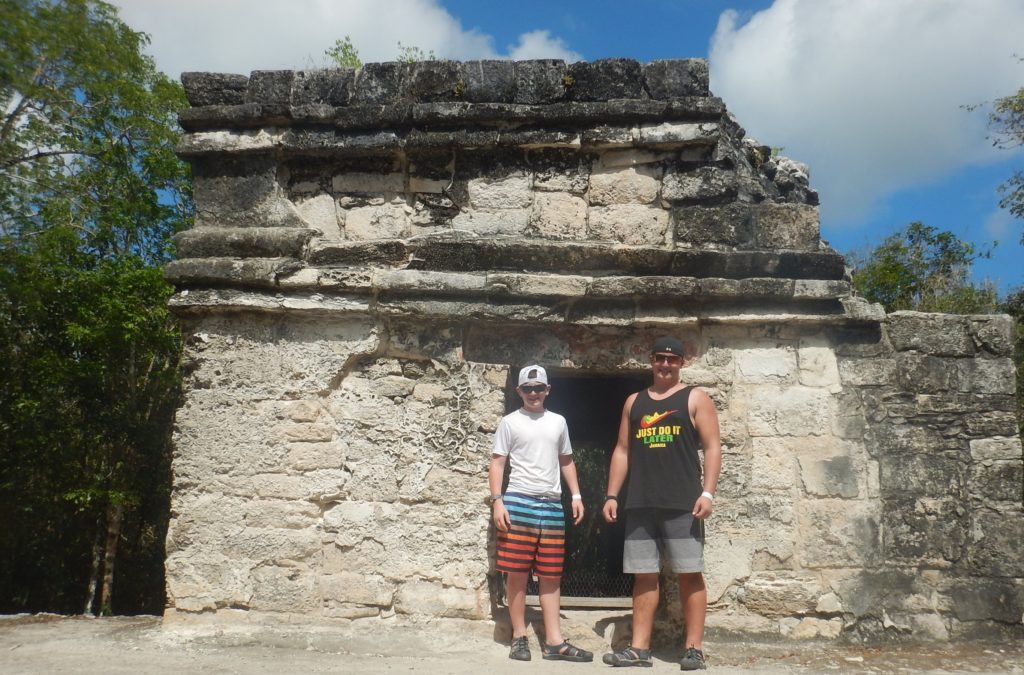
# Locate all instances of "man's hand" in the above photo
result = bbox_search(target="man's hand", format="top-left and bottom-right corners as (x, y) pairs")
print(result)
(493, 500), (511, 531)
(571, 499), (584, 525)
(602, 498), (618, 523)
(693, 494), (713, 519)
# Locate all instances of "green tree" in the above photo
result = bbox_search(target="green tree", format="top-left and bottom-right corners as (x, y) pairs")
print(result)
(848, 222), (998, 314)
(987, 79), (1024, 236)
(0, 0), (189, 615)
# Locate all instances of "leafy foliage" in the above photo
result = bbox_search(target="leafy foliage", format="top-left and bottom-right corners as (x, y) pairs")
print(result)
(848, 222), (998, 314)
(324, 35), (361, 69)
(0, 0), (189, 614)
(988, 82), (1024, 231)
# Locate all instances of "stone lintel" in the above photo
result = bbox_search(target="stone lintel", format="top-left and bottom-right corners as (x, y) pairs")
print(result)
(164, 257), (303, 288)
(176, 227), (314, 258)
(176, 120), (720, 157)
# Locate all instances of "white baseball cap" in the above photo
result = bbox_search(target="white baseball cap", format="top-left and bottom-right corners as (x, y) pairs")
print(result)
(518, 364), (548, 386)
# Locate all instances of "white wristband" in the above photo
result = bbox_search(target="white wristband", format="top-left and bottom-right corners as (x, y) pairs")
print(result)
(571, 494), (582, 500)
(701, 491), (714, 501)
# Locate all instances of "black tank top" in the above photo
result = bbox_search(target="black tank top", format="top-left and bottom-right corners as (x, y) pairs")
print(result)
(626, 386), (703, 511)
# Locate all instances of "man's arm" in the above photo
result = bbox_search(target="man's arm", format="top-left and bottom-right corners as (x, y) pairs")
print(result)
(690, 387), (722, 519)
(488, 453), (511, 531)
(559, 454), (585, 525)
(603, 393), (636, 523)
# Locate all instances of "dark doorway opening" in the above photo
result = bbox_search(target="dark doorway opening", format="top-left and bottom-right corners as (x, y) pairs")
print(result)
(505, 372), (647, 605)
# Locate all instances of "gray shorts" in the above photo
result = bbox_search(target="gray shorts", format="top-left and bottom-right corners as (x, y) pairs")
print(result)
(622, 508), (704, 574)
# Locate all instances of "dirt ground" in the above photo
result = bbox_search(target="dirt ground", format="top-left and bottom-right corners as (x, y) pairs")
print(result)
(1, 614), (1023, 674)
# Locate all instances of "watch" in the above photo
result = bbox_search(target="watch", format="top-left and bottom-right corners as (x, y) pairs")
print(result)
(604, 495), (618, 502)
(490, 494), (503, 503)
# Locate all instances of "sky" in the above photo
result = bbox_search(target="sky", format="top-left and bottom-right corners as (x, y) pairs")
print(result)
(112, 0), (1024, 293)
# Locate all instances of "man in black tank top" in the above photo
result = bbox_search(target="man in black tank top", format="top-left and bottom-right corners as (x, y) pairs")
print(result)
(601, 337), (722, 670)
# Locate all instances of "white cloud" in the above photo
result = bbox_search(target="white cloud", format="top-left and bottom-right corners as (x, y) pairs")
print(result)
(112, 0), (578, 79)
(506, 30), (583, 62)
(709, 0), (1024, 226)
(983, 207), (1014, 239)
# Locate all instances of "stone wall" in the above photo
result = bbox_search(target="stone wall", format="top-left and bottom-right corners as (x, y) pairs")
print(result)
(165, 58), (1023, 640)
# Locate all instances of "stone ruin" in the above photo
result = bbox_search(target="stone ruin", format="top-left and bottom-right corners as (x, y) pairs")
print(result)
(165, 58), (1023, 641)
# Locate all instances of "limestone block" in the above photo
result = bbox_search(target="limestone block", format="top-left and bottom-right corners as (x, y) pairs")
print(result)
(747, 387), (830, 437)
(957, 357), (1016, 395)
(281, 422), (334, 442)
(285, 441), (345, 472)
(164, 553), (254, 612)
(816, 592), (843, 614)
(296, 193), (341, 239)
(887, 312), (974, 356)
(342, 457), (401, 502)
(587, 204), (668, 245)
(735, 348), (797, 384)
(877, 452), (966, 499)
(970, 460), (1024, 502)
(374, 269), (486, 294)
(243, 499), (321, 530)
(223, 526), (321, 562)
(250, 563), (317, 612)
(450, 209), (529, 235)
(798, 453), (860, 498)
(753, 204), (820, 250)
(787, 617), (843, 639)
(895, 354), (959, 393)
(797, 499), (880, 568)
(467, 174), (532, 209)
(702, 537), (754, 604)
(637, 122), (717, 146)
(463, 59), (515, 102)
(965, 411), (1021, 437)
(969, 315), (1015, 357)
(969, 436), (1023, 461)
(486, 272), (589, 298)
(332, 172), (405, 194)
(661, 167), (736, 203)
(750, 438), (798, 490)
(947, 576), (1024, 622)
(642, 59), (709, 98)
(588, 165), (660, 205)
(181, 72), (249, 107)
(797, 346), (841, 392)
(318, 571), (396, 607)
(597, 149), (669, 169)
(742, 572), (821, 616)
(837, 358), (896, 387)
(344, 202), (411, 240)
(394, 579), (486, 618)
(881, 496), (968, 566)
(529, 192), (587, 239)
(673, 204), (753, 247)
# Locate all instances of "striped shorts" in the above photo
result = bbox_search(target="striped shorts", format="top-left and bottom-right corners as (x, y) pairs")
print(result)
(495, 492), (566, 578)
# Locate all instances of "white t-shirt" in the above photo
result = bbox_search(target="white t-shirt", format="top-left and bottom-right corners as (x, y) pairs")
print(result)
(493, 408), (573, 498)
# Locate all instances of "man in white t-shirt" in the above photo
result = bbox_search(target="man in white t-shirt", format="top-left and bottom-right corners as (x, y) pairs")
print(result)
(488, 364), (592, 663)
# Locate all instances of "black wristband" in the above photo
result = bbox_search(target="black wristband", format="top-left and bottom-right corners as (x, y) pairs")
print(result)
(604, 495), (618, 502)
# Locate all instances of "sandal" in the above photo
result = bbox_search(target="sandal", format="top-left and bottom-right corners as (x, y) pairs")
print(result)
(602, 645), (653, 667)
(542, 641), (594, 662)
(509, 635), (531, 661)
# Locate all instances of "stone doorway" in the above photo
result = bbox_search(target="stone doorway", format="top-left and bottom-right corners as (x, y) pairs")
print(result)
(520, 373), (648, 606)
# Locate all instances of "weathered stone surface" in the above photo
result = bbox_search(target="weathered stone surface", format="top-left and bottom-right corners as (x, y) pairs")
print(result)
(529, 192), (587, 239)
(566, 59), (644, 101)
(673, 204), (753, 247)
(587, 204), (669, 245)
(661, 166), (737, 203)
(642, 59), (710, 98)
(588, 165), (660, 205)
(175, 227), (313, 258)
(514, 60), (567, 105)
(887, 312), (974, 356)
(754, 204), (820, 250)
(182, 72), (249, 107)
(165, 59), (1024, 641)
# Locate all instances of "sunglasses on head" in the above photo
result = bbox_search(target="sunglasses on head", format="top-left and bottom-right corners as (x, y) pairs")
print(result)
(652, 353), (682, 364)
(520, 384), (547, 393)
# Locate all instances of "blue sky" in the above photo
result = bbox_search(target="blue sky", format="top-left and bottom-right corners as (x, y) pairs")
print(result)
(115, 0), (1024, 293)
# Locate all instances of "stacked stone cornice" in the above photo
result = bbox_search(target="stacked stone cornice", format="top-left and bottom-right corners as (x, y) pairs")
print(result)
(164, 59), (1021, 642)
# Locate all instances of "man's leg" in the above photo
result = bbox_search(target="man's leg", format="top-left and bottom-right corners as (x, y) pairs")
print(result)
(630, 572), (660, 649)
(505, 571), (529, 638)
(678, 572), (707, 648)
(536, 575), (563, 646)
